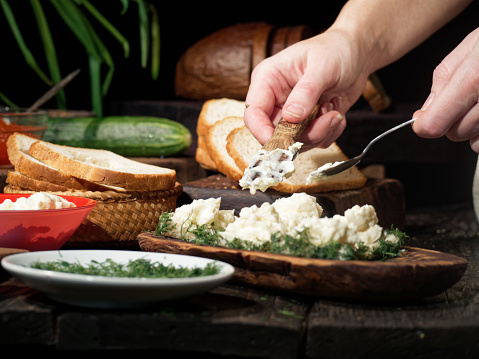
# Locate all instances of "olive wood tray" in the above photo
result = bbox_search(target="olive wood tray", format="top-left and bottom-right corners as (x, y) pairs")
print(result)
(138, 233), (468, 301)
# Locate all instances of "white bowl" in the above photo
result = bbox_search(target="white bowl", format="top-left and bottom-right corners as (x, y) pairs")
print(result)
(1, 250), (235, 308)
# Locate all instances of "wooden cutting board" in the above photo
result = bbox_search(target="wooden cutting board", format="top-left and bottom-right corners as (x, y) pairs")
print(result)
(138, 234), (468, 301)
(181, 174), (406, 230)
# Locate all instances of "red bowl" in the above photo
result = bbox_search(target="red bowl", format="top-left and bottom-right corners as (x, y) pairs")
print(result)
(0, 194), (97, 251)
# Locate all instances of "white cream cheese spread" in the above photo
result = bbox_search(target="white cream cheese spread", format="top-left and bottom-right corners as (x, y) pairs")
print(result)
(239, 142), (302, 194)
(0, 192), (76, 210)
(306, 160), (345, 184)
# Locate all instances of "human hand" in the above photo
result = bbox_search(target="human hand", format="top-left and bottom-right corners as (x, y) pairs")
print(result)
(412, 27), (479, 152)
(243, 29), (371, 148)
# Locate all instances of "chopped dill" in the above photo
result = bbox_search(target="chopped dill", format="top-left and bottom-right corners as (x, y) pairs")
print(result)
(31, 258), (221, 278)
(155, 211), (175, 236)
(155, 212), (408, 261)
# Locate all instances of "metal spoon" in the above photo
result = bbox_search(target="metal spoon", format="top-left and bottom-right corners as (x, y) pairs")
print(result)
(314, 117), (416, 178)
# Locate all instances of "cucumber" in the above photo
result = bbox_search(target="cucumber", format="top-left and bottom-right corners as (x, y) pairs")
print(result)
(43, 116), (192, 157)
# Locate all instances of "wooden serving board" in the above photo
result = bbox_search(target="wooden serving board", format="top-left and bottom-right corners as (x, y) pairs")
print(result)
(181, 175), (406, 230)
(138, 233), (468, 301)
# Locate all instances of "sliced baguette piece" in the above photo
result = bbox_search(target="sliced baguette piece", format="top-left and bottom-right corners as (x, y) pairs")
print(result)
(7, 133), (109, 191)
(28, 141), (177, 191)
(205, 116), (245, 181)
(227, 125), (367, 193)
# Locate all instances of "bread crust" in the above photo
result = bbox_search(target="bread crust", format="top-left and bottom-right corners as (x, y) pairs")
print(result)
(195, 144), (217, 171)
(226, 126), (260, 172)
(28, 141), (176, 191)
(205, 116), (245, 181)
(6, 170), (70, 192)
(196, 98), (245, 137)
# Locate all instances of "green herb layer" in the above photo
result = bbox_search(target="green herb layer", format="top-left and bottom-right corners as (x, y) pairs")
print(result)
(155, 211), (408, 261)
(31, 258), (220, 278)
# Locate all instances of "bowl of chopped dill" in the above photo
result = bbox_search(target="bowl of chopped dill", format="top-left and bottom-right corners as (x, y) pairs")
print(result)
(1, 250), (235, 308)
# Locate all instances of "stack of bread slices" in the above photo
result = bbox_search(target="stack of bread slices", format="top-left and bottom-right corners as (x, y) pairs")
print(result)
(5, 133), (177, 193)
(196, 98), (367, 193)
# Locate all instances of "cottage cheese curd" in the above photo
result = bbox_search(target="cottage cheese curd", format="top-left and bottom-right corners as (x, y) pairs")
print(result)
(165, 197), (235, 241)
(0, 192), (76, 210)
(166, 194), (400, 257)
(221, 202), (286, 246)
(239, 142), (302, 194)
(272, 192), (323, 231)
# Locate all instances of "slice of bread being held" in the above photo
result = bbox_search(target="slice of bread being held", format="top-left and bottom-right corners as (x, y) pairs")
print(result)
(28, 141), (177, 192)
(227, 125), (367, 193)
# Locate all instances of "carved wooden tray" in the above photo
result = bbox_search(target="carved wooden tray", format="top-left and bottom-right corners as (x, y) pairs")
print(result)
(138, 233), (467, 301)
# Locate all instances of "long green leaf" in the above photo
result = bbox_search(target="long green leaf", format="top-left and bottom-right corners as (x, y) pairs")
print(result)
(76, 0), (130, 58)
(0, 0), (52, 86)
(50, 0), (101, 58)
(0, 91), (18, 107)
(149, 2), (160, 80)
(88, 55), (102, 118)
(30, 0), (66, 109)
(119, 0), (129, 14)
(137, 0), (149, 69)
(51, 0), (116, 117)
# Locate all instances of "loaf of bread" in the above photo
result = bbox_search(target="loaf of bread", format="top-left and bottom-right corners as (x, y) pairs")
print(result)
(6, 133), (177, 192)
(196, 98), (245, 170)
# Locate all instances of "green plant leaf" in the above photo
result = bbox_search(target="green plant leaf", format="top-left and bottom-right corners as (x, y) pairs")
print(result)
(76, 0), (130, 58)
(30, 0), (66, 109)
(1, 0), (52, 86)
(137, 0), (149, 69)
(149, 2), (160, 80)
(88, 55), (102, 118)
(0, 91), (18, 107)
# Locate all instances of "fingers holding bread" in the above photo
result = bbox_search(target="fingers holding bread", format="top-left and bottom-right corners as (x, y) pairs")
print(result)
(198, 98), (367, 193)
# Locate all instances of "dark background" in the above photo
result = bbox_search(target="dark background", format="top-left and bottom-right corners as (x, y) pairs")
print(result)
(1, 1), (477, 110)
(1, 0), (478, 208)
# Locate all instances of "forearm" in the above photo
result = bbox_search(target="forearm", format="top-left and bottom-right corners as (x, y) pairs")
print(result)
(330, 0), (473, 74)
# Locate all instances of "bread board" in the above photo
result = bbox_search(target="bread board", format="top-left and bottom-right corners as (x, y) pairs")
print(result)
(138, 234), (467, 300)
(181, 174), (406, 230)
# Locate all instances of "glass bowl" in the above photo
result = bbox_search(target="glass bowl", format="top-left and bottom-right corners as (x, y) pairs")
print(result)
(0, 107), (48, 167)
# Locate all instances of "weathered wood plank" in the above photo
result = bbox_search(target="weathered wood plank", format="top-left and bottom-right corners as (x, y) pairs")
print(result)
(0, 278), (56, 346)
(56, 284), (309, 358)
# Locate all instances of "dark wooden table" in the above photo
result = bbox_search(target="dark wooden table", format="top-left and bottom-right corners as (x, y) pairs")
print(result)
(1, 202), (479, 358)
